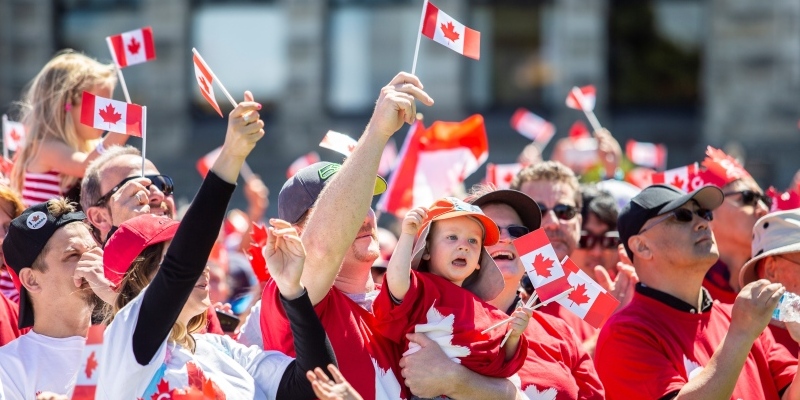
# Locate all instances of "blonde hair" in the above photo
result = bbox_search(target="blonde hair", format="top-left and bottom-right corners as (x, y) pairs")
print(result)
(11, 50), (116, 192)
(510, 161), (582, 208)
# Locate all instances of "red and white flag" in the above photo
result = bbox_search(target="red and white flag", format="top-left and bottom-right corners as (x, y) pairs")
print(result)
(378, 115), (488, 217)
(626, 140), (667, 170)
(196, 147), (222, 178)
(485, 163), (522, 189)
(2, 115), (25, 152)
(379, 139), (398, 176)
(766, 187), (800, 212)
(650, 163), (710, 192)
(556, 258), (619, 329)
(513, 228), (571, 302)
(320, 130), (358, 156)
(108, 26), (156, 68)
(287, 151), (321, 178)
(71, 325), (105, 400)
(565, 85), (596, 111)
(193, 53), (223, 117)
(510, 108), (555, 144)
(79, 91), (143, 137)
(421, 1), (480, 60)
(568, 121), (591, 140)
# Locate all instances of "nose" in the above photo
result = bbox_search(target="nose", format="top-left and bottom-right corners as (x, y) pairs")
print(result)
(589, 242), (603, 256)
(147, 183), (166, 204)
(541, 209), (559, 230)
(498, 227), (513, 241)
(754, 199), (769, 218)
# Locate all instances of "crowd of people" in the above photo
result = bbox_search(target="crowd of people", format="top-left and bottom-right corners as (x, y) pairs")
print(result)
(0, 49), (799, 400)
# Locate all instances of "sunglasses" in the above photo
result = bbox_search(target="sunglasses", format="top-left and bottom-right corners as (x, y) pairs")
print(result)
(538, 204), (579, 221)
(579, 231), (620, 249)
(638, 208), (713, 234)
(723, 190), (772, 209)
(94, 174), (174, 207)
(498, 225), (530, 238)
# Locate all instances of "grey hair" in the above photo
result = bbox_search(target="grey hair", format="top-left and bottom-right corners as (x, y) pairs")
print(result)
(80, 145), (141, 211)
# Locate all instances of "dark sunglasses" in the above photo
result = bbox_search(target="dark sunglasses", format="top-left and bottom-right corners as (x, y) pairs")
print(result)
(639, 208), (713, 234)
(498, 225), (530, 238)
(538, 203), (579, 221)
(723, 190), (772, 209)
(579, 231), (620, 249)
(94, 174), (174, 207)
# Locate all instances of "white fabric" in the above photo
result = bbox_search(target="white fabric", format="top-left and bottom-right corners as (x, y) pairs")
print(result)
(0, 331), (84, 399)
(95, 287), (292, 400)
(237, 300), (264, 349)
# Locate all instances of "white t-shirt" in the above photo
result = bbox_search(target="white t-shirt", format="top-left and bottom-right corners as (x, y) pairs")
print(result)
(0, 331), (84, 399)
(95, 287), (293, 400)
(237, 300), (264, 349)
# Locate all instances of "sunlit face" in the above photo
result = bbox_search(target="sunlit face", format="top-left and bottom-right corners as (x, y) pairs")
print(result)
(341, 208), (380, 267)
(759, 253), (800, 294)
(518, 180), (581, 260)
(98, 154), (174, 219)
(424, 217), (483, 286)
(482, 204), (525, 282)
(73, 83), (114, 141)
(637, 202), (719, 271)
(183, 266), (212, 319)
(709, 179), (769, 256)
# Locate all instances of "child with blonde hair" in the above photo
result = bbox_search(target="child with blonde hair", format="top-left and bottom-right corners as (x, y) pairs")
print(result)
(11, 50), (130, 206)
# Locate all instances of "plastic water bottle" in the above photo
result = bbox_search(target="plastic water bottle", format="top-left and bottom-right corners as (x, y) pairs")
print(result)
(773, 292), (800, 322)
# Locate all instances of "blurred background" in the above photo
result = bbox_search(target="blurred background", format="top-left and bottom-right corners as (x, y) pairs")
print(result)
(1, 0), (799, 217)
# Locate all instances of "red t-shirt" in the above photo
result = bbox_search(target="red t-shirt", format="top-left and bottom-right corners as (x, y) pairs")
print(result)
(595, 292), (797, 400)
(0, 292), (23, 346)
(260, 280), (403, 400)
(373, 271), (527, 380)
(513, 311), (605, 399)
(537, 301), (597, 344)
(769, 323), (800, 358)
(702, 259), (737, 304)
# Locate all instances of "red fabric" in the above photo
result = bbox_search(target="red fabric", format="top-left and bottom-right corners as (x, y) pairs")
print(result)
(595, 292), (797, 400)
(537, 301), (597, 344)
(373, 271), (527, 379)
(260, 280), (402, 400)
(0, 292), (24, 346)
(204, 305), (224, 335)
(515, 311), (605, 399)
(702, 259), (737, 305)
(769, 323), (800, 358)
(702, 276), (737, 305)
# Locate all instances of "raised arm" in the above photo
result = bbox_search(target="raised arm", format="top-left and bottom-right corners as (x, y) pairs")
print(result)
(386, 207), (427, 301)
(301, 72), (433, 305)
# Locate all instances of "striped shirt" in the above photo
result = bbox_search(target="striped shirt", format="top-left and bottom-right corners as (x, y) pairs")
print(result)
(0, 269), (18, 304)
(22, 171), (63, 207)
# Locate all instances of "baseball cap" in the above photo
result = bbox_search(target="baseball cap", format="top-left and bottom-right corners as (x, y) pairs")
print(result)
(3, 201), (86, 329)
(618, 184), (724, 259)
(278, 162), (387, 224)
(739, 210), (800, 287)
(467, 189), (542, 231)
(103, 214), (179, 287)
(411, 197), (504, 301)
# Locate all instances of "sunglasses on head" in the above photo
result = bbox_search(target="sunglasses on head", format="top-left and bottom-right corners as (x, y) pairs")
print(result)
(94, 174), (174, 207)
(579, 231), (620, 249)
(723, 190), (772, 209)
(538, 203), (579, 221)
(638, 207), (713, 234)
(498, 225), (530, 239)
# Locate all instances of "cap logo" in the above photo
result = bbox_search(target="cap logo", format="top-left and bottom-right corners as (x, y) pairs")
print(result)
(318, 164), (341, 181)
(447, 197), (482, 214)
(26, 211), (47, 230)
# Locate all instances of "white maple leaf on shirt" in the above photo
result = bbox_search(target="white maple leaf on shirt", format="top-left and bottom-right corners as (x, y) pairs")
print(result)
(404, 303), (470, 362)
(523, 385), (558, 400)
(683, 354), (703, 380)
(372, 356), (403, 400)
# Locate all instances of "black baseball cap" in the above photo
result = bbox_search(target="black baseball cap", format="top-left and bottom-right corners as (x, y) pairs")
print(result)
(3, 201), (86, 328)
(468, 189), (542, 231)
(618, 184), (723, 259)
(278, 162), (387, 224)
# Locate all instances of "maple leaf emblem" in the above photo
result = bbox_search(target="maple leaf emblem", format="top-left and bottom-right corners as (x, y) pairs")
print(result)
(99, 104), (122, 125)
(670, 175), (685, 190)
(198, 76), (210, 94)
(441, 21), (460, 42)
(30, 215), (41, 223)
(567, 284), (591, 306)
(128, 37), (141, 54)
(531, 253), (555, 278)
(503, 172), (514, 183)
(151, 379), (171, 400)
(9, 128), (20, 142)
(85, 351), (98, 379)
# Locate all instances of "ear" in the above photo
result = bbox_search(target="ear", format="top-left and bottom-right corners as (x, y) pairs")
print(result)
(422, 252), (431, 261)
(628, 235), (652, 261)
(85, 206), (112, 240)
(762, 257), (779, 282)
(18, 268), (41, 294)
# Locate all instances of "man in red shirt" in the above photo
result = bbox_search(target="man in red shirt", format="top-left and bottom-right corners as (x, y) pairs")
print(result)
(597, 184), (800, 400)
(0, 291), (22, 347)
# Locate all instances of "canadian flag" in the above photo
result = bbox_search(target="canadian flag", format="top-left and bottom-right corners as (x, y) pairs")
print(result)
(510, 108), (555, 144)
(626, 140), (667, 170)
(565, 85), (596, 111)
(485, 163), (522, 189)
(766, 187), (800, 212)
(108, 27), (156, 68)
(320, 130), (358, 156)
(2, 115), (25, 152)
(193, 53), (223, 117)
(79, 92), (143, 137)
(513, 228), (571, 302)
(377, 115), (488, 218)
(196, 147), (222, 178)
(287, 151), (321, 178)
(379, 139), (398, 176)
(650, 163), (707, 192)
(247, 222), (271, 282)
(421, 1), (480, 60)
(556, 258), (619, 329)
(71, 324), (106, 400)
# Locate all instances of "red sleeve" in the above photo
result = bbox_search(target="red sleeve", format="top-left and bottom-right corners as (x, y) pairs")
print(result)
(595, 322), (685, 400)
(372, 270), (429, 344)
(563, 324), (605, 399)
(0, 292), (21, 346)
(760, 325), (798, 392)
(204, 305), (224, 335)
(259, 279), (295, 355)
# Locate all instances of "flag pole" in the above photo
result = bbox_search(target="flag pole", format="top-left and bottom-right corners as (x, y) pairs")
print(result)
(1, 115), (8, 160)
(411, 0), (429, 75)
(192, 48), (238, 108)
(240, 161), (256, 182)
(571, 87), (602, 133)
(141, 106), (147, 177)
(106, 37), (132, 104)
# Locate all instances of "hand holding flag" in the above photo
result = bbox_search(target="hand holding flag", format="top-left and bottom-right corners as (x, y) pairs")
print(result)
(412, 0), (480, 74)
(367, 72), (433, 138)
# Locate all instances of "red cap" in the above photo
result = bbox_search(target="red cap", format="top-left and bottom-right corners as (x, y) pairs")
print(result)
(103, 214), (179, 287)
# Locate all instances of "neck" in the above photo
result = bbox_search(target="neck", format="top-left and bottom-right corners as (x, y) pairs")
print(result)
(640, 265), (706, 310)
(716, 250), (749, 292)
(334, 261), (375, 295)
(32, 303), (92, 338)
(488, 277), (520, 314)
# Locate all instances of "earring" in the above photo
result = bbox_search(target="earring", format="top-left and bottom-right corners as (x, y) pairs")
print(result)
(65, 103), (72, 112)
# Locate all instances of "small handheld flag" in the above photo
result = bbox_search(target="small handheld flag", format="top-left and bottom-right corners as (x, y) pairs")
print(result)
(79, 92), (143, 137)
(192, 48), (237, 116)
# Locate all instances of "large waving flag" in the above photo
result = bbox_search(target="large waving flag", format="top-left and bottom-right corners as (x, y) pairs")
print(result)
(422, 1), (480, 60)
(107, 27), (156, 68)
(79, 92), (143, 137)
(377, 115), (488, 217)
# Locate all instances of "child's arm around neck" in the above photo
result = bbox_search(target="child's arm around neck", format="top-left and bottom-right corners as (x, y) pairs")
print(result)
(386, 207), (429, 302)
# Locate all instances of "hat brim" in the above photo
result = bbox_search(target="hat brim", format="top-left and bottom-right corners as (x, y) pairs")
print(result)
(427, 212), (500, 246)
(410, 224), (504, 301)
(740, 242), (800, 288)
(373, 176), (387, 196)
(659, 185), (724, 216)
(469, 190), (542, 231)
